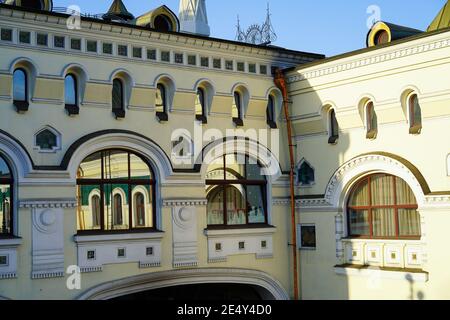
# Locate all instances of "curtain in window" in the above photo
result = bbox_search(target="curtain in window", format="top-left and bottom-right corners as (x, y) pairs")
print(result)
(396, 177), (417, 205)
(372, 208), (396, 237)
(399, 209), (421, 236)
(371, 175), (395, 205)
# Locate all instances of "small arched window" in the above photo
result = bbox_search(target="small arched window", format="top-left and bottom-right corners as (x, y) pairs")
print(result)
(156, 83), (168, 121)
(91, 194), (101, 228)
(375, 30), (389, 45)
(134, 192), (146, 227)
(65, 74), (79, 115)
(154, 15), (172, 32)
(365, 101), (378, 139)
(112, 78), (125, 119)
(232, 91), (243, 126)
(206, 155), (267, 227)
(328, 109), (339, 144)
(0, 154), (13, 236)
(266, 95), (277, 129)
(21, 0), (44, 10)
(77, 150), (156, 233)
(408, 93), (422, 134)
(195, 87), (207, 124)
(35, 129), (58, 151)
(113, 193), (123, 226)
(13, 68), (29, 112)
(347, 174), (421, 239)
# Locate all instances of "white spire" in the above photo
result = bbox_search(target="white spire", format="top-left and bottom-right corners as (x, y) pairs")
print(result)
(179, 0), (210, 37)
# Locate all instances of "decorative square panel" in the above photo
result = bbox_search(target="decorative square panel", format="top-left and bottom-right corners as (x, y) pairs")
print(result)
(188, 55), (196, 66)
(19, 31), (31, 44)
(161, 51), (171, 62)
(201, 57), (209, 67)
(238, 242), (245, 250)
(385, 246), (402, 265)
(1, 28), (12, 41)
(147, 49), (157, 60)
(366, 245), (382, 265)
(406, 247), (422, 266)
(86, 40), (97, 52)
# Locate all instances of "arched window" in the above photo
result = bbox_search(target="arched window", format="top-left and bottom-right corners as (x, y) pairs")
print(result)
(112, 79), (125, 118)
(298, 161), (315, 187)
(347, 174), (421, 239)
(65, 74), (79, 115)
(21, 0), (44, 10)
(232, 91), (243, 126)
(156, 83), (168, 121)
(154, 15), (172, 32)
(91, 194), (101, 228)
(408, 93), (422, 134)
(374, 30), (389, 45)
(13, 68), (29, 112)
(113, 193), (123, 226)
(365, 101), (377, 139)
(77, 150), (156, 233)
(206, 155), (267, 227)
(266, 95), (277, 129)
(0, 154), (13, 236)
(195, 87), (207, 123)
(134, 192), (146, 227)
(328, 109), (339, 144)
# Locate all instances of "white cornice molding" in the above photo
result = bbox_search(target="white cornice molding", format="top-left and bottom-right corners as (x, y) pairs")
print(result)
(19, 199), (77, 209)
(287, 32), (450, 83)
(163, 199), (208, 207)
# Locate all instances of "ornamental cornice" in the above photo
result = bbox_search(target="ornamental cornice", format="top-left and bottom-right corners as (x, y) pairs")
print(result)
(163, 199), (208, 207)
(19, 199), (77, 209)
(287, 34), (450, 83)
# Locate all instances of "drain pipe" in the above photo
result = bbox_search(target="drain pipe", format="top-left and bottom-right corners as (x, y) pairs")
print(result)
(274, 68), (299, 300)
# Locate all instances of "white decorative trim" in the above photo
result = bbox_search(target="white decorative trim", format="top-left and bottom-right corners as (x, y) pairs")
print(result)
(139, 262), (161, 269)
(74, 232), (164, 244)
(0, 272), (16, 280)
(287, 33), (450, 83)
(19, 199), (77, 209)
(31, 98), (63, 105)
(256, 253), (274, 260)
(173, 261), (198, 268)
(163, 199), (207, 207)
(77, 268), (290, 300)
(334, 266), (429, 283)
(423, 194), (450, 209)
(208, 257), (227, 264)
(272, 198), (290, 206)
(80, 266), (103, 274)
(31, 271), (64, 279)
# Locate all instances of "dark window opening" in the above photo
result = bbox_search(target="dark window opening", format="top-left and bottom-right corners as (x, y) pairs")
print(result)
(298, 161), (315, 186)
(13, 68), (29, 113)
(112, 79), (125, 119)
(266, 95), (277, 129)
(0, 154), (13, 237)
(328, 109), (339, 144)
(36, 129), (57, 150)
(154, 15), (172, 32)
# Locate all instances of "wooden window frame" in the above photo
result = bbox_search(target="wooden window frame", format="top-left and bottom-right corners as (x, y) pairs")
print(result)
(347, 174), (421, 240)
(76, 149), (157, 235)
(206, 155), (269, 229)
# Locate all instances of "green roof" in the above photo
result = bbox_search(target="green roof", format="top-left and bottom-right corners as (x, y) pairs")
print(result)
(428, 1), (450, 32)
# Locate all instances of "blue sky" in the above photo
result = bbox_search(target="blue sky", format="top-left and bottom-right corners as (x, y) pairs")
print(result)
(54, 0), (447, 57)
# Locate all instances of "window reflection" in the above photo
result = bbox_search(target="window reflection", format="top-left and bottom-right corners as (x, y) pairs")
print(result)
(0, 155), (13, 236)
(13, 69), (27, 102)
(65, 74), (77, 106)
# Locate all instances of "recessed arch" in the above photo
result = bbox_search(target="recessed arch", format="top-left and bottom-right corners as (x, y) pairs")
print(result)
(0, 130), (33, 181)
(76, 268), (289, 300)
(10, 57), (38, 102)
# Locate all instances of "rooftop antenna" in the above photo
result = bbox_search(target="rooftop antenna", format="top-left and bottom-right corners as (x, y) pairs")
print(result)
(235, 2), (277, 46)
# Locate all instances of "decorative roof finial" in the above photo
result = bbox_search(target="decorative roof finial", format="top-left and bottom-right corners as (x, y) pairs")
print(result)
(103, 0), (134, 22)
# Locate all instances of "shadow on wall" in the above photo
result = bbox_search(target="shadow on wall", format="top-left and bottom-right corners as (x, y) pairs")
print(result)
(405, 274), (425, 300)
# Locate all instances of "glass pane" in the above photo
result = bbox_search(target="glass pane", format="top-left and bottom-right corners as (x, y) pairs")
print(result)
(267, 96), (274, 122)
(395, 177), (417, 205)
(349, 180), (369, 206)
(103, 150), (129, 180)
(104, 185), (129, 231)
(78, 152), (102, 179)
(0, 157), (11, 178)
(225, 154), (245, 180)
(205, 157), (225, 180)
(372, 208), (396, 237)
(36, 130), (57, 150)
(298, 162), (315, 186)
(246, 185), (266, 224)
(399, 209), (421, 237)
(207, 186), (225, 225)
(410, 94), (422, 127)
(226, 185), (246, 225)
(371, 175), (395, 205)
(155, 84), (166, 113)
(349, 209), (369, 236)
(77, 184), (101, 231)
(13, 69), (26, 101)
(132, 185), (153, 229)
(195, 88), (205, 116)
(246, 157), (265, 181)
(112, 79), (123, 110)
(130, 154), (152, 180)
(0, 185), (11, 234)
(330, 110), (339, 136)
(65, 75), (77, 105)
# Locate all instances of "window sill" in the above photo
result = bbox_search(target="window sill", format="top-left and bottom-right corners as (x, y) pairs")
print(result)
(65, 104), (79, 116)
(0, 236), (22, 248)
(334, 264), (429, 282)
(13, 100), (29, 113)
(232, 117), (244, 127)
(74, 230), (164, 243)
(205, 225), (276, 237)
(267, 121), (277, 129)
(156, 111), (168, 122)
(342, 237), (421, 243)
(113, 109), (126, 119)
(196, 114), (208, 124)
(328, 135), (339, 144)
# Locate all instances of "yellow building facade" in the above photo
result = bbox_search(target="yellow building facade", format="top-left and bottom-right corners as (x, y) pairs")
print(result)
(0, 0), (449, 300)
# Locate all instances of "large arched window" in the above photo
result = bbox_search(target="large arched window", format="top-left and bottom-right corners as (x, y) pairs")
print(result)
(77, 149), (156, 233)
(408, 93), (422, 134)
(112, 79), (125, 118)
(365, 101), (377, 139)
(347, 174), (421, 239)
(0, 155), (13, 236)
(13, 68), (29, 112)
(206, 155), (267, 227)
(65, 74), (79, 115)
(232, 91), (243, 126)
